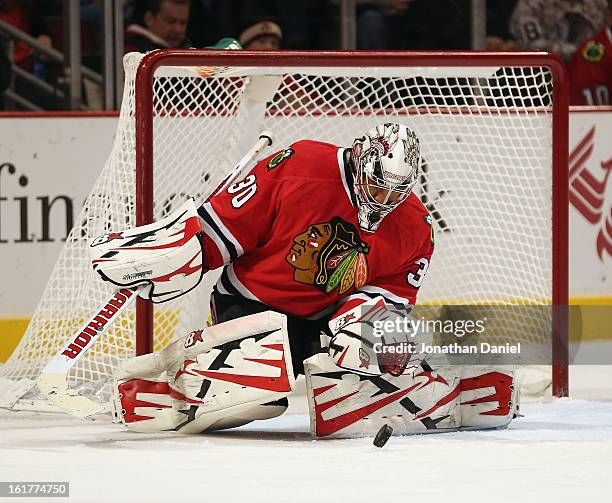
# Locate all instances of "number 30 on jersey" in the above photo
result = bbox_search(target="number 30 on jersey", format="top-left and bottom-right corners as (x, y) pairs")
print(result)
(228, 175), (257, 208)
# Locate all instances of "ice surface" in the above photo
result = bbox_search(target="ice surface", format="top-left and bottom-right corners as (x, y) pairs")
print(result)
(1, 367), (611, 503)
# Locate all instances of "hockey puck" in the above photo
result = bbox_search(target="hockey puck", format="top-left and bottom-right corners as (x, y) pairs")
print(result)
(373, 424), (393, 448)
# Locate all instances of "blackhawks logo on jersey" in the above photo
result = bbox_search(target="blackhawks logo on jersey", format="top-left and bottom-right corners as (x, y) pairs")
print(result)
(286, 217), (369, 295)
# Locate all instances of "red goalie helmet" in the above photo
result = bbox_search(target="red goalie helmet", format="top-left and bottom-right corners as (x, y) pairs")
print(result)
(351, 123), (422, 232)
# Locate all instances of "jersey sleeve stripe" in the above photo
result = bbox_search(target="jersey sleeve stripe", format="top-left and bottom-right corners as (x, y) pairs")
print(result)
(199, 209), (231, 263)
(339, 291), (413, 315)
(225, 263), (262, 303)
(356, 286), (413, 311)
(217, 266), (242, 296)
(198, 202), (244, 262)
(215, 277), (231, 296)
(337, 292), (371, 305)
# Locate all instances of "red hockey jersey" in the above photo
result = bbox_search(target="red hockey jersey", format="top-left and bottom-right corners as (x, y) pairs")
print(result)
(569, 27), (612, 105)
(198, 140), (434, 319)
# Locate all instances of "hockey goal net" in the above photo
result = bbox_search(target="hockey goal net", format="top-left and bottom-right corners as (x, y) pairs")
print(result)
(0, 51), (568, 410)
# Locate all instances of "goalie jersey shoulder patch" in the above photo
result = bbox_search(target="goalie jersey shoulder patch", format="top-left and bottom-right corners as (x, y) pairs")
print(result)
(267, 147), (294, 170)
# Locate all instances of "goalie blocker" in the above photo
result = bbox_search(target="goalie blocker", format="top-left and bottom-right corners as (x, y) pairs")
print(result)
(90, 198), (206, 303)
(36, 199), (208, 418)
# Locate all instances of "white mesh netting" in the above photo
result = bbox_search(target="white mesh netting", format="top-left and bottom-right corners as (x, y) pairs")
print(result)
(0, 52), (559, 408)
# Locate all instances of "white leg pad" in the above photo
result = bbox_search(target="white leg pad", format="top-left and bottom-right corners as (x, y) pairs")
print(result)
(112, 311), (294, 433)
(304, 353), (518, 439)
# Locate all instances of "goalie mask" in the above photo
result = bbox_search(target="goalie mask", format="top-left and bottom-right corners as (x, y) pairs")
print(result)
(351, 123), (421, 232)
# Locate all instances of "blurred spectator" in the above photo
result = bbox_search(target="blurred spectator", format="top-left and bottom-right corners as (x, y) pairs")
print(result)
(80, 0), (102, 25)
(356, 0), (410, 49)
(387, 0), (471, 50)
(485, 0), (519, 50)
(363, 0), (411, 49)
(234, 18), (327, 112)
(234, 0), (334, 50)
(124, 0), (191, 53)
(274, 0), (307, 49)
(0, 0), (62, 109)
(510, 0), (608, 62)
(186, 0), (235, 48)
(568, 6), (612, 105)
(330, 0), (519, 51)
(239, 20), (282, 50)
(0, 37), (11, 109)
(124, 0), (136, 22)
(0, 0), (53, 71)
(79, 0), (110, 52)
(328, 0), (411, 49)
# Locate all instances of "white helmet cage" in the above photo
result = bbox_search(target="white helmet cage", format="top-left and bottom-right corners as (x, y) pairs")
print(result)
(351, 123), (422, 232)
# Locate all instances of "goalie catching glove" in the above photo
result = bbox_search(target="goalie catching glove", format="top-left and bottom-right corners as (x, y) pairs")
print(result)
(90, 198), (205, 303)
(326, 296), (431, 376)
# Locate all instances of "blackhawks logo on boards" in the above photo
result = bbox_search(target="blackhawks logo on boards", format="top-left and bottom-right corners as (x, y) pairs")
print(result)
(581, 41), (605, 63)
(286, 217), (369, 295)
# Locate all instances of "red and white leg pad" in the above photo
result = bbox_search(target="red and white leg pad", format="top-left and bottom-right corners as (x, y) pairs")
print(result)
(304, 353), (518, 439)
(110, 311), (294, 433)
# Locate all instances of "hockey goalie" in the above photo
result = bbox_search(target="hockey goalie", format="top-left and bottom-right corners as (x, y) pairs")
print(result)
(88, 123), (518, 438)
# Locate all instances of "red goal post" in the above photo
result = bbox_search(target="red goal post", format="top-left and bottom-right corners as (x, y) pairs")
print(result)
(133, 50), (569, 396)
